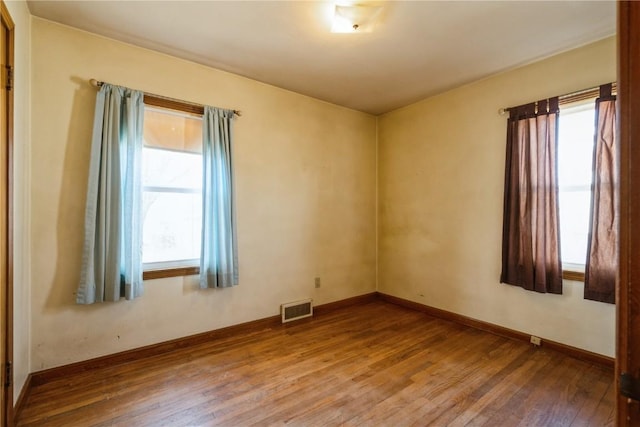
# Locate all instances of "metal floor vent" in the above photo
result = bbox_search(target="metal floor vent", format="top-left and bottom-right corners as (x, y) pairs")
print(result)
(281, 299), (313, 323)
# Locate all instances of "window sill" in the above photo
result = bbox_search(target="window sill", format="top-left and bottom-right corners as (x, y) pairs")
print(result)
(562, 270), (585, 282)
(143, 266), (199, 280)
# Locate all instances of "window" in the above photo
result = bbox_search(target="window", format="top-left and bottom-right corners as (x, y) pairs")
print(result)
(142, 106), (203, 271)
(557, 101), (596, 273)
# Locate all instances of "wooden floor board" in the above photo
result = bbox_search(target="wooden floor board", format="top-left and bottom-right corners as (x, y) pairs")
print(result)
(16, 301), (614, 426)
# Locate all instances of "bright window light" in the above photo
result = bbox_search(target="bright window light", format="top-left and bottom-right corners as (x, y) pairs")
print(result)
(142, 105), (203, 266)
(142, 147), (202, 264)
(558, 102), (596, 268)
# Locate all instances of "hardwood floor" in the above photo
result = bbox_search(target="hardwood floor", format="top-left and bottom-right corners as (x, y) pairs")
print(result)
(16, 301), (614, 426)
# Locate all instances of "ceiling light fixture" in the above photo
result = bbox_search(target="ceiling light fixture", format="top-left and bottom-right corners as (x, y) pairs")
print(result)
(331, 4), (383, 33)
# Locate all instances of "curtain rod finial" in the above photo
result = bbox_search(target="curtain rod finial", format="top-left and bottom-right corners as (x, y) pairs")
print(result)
(89, 79), (102, 88)
(498, 108), (508, 116)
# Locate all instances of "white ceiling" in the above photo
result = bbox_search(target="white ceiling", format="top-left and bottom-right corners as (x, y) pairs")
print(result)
(26, 1), (616, 115)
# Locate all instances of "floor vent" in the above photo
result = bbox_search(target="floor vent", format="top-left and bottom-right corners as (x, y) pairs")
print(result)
(281, 299), (313, 323)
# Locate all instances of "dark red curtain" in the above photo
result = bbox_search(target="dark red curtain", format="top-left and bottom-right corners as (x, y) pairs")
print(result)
(585, 84), (617, 304)
(501, 98), (563, 294)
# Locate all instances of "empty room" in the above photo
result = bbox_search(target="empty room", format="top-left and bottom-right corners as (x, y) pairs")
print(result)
(2, 0), (640, 425)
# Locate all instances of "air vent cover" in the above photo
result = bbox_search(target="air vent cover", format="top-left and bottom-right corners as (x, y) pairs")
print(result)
(281, 299), (313, 323)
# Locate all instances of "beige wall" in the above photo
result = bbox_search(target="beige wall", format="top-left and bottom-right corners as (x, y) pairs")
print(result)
(5, 0), (31, 404)
(30, 18), (376, 370)
(378, 37), (616, 357)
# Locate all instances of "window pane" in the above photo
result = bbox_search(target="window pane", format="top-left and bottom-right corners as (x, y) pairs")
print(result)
(558, 106), (595, 188)
(559, 190), (591, 265)
(142, 192), (202, 264)
(142, 147), (202, 190)
(558, 104), (595, 266)
(144, 107), (202, 154)
(142, 105), (204, 267)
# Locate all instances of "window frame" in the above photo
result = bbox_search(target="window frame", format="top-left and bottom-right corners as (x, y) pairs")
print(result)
(557, 98), (597, 283)
(549, 83), (616, 282)
(141, 95), (205, 280)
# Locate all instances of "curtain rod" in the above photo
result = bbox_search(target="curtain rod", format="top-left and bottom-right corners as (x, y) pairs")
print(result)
(498, 82), (617, 116)
(89, 79), (242, 117)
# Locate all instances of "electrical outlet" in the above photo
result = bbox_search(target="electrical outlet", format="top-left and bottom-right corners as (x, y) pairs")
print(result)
(530, 335), (542, 346)
(315, 277), (321, 288)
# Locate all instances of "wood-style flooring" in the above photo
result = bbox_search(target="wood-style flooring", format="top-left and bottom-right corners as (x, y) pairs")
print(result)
(16, 301), (614, 426)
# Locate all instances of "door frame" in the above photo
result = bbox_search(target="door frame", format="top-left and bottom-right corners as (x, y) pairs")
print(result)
(0, 1), (13, 425)
(617, 1), (640, 424)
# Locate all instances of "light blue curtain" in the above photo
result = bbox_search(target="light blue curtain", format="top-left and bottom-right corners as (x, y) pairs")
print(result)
(200, 106), (238, 288)
(77, 84), (144, 304)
